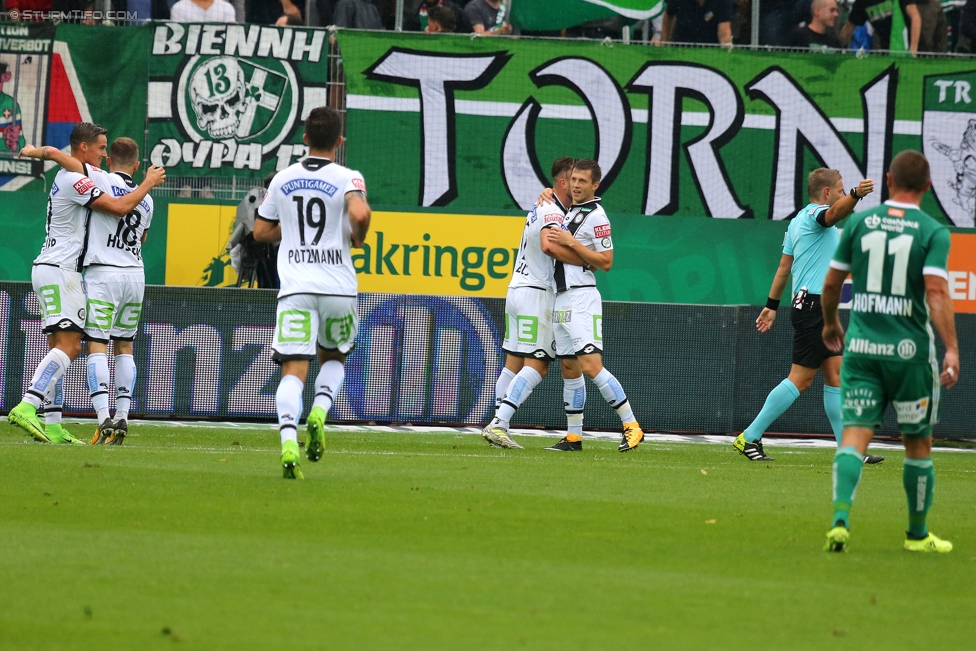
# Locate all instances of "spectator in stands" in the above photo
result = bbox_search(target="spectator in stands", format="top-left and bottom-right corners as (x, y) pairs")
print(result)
(465, 0), (512, 35)
(839, 0), (921, 53)
(427, 4), (457, 31)
(662, 0), (734, 44)
(759, 0), (795, 45)
(916, 0), (948, 52)
(170, 0), (236, 22)
(788, 0), (842, 47)
(333, 0), (383, 28)
(276, 11), (304, 25)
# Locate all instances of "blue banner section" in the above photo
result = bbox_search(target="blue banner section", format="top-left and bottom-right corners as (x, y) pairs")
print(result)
(0, 282), (971, 437)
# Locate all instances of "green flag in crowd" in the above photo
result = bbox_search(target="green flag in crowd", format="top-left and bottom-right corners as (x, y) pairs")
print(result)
(511, 0), (664, 32)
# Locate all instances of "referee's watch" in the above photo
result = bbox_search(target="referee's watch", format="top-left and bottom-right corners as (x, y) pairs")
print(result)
(850, 187), (861, 201)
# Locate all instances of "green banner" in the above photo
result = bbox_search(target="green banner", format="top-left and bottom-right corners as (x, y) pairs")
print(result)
(338, 30), (976, 228)
(146, 22), (330, 178)
(511, 0), (664, 31)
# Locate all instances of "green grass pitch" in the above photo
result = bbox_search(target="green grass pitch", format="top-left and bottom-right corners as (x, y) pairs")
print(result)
(1, 422), (973, 650)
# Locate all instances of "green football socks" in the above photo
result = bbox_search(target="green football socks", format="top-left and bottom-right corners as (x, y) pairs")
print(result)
(903, 457), (935, 539)
(831, 446), (864, 529)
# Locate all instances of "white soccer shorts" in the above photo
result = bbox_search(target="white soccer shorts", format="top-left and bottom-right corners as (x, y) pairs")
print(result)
(553, 286), (603, 357)
(83, 266), (145, 342)
(272, 294), (359, 361)
(31, 264), (87, 333)
(502, 286), (556, 361)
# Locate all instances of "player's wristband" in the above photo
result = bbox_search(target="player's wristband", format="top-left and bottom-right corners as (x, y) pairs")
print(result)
(765, 298), (780, 311)
(850, 187), (861, 201)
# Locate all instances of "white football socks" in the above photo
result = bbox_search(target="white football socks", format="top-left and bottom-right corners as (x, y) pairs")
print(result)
(494, 366), (543, 429)
(24, 348), (71, 409)
(494, 367), (517, 410)
(87, 352), (111, 423)
(276, 374), (304, 444)
(313, 359), (345, 413)
(563, 375), (585, 435)
(594, 368), (635, 423)
(114, 354), (136, 421)
(43, 377), (64, 425)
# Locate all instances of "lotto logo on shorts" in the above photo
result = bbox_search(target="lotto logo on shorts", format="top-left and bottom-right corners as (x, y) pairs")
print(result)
(86, 299), (115, 330)
(73, 177), (95, 194)
(325, 314), (355, 345)
(893, 398), (929, 425)
(36, 285), (61, 317)
(278, 310), (312, 343)
(515, 315), (538, 343)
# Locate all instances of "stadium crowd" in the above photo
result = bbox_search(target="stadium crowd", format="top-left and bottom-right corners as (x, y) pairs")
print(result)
(4, 0), (976, 53)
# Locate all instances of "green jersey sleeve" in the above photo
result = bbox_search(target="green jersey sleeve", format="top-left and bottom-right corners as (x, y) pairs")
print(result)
(923, 227), (951, 278)
(830, 220), (854, 270)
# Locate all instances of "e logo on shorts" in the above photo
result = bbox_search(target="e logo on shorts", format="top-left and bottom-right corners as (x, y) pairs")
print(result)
(516, 315), (538, 343)
(37, 285), (61, 317)
(325, 314), (355, 345)
(593, 315), (603, 342)
(278, 310), (312, 343)
(86, 299), (115, 330)
(115, 303), (143, 329)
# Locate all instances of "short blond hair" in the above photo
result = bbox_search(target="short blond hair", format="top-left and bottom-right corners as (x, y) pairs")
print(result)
(808, 168), (841, 202)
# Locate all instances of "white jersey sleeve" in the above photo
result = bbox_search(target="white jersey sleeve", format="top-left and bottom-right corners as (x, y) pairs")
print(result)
(262, 157), (362, 299)
(83, 171), (152, 269)
(555, 199), (611, 292)
(509, 199), (566, 290)
(34, 166), (106, 271)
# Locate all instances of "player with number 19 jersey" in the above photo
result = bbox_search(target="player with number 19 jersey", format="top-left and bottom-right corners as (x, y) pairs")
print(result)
(82, 170), (153, 343)
(258, 157), (366, 359)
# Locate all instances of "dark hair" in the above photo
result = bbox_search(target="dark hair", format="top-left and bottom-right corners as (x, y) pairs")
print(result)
(0, 61), (7, 75)
(304, 106), (343, 151)
(572, 158), (602, 184)
(550, 157), (575, 182)
(109, 137), (139, 167)
(889, 150), (930, 193)
(807, 168), (842, 201)
(263, 173), (275, 189)
(428, 6), (456, 31)
(69, 122), (108, 151)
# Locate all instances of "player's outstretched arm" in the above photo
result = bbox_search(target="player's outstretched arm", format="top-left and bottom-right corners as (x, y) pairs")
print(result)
(823, 179), (874, 227)
(19, 145), (84, 173)
(820, 267), (847, 352)
(91, 165), (166, 217)
(758, 253), (793, 333)
(346, 191), (371, 248)
(925, 275), (960, 388)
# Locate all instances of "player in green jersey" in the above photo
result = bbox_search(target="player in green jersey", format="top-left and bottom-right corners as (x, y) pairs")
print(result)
(820, 150), (960, 553)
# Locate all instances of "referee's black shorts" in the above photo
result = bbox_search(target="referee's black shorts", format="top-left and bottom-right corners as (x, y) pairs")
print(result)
(790, 293), (841, 369)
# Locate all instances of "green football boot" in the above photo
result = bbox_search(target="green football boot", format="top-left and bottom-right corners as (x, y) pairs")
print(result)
(824, 526), (850, 552)
(8, 401), (50, 442)
(45, 423), (86, 445)
(904, 532), (952, 553)
(281, 440), (304, 479)
(306, 407), (326, 462)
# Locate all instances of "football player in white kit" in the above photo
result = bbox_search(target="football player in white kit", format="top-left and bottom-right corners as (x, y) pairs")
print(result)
(543, 159), (644, 452)
(254, 107), (371, 479)
(9, 126), (164, 443)
(482, 157), (587, 449)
